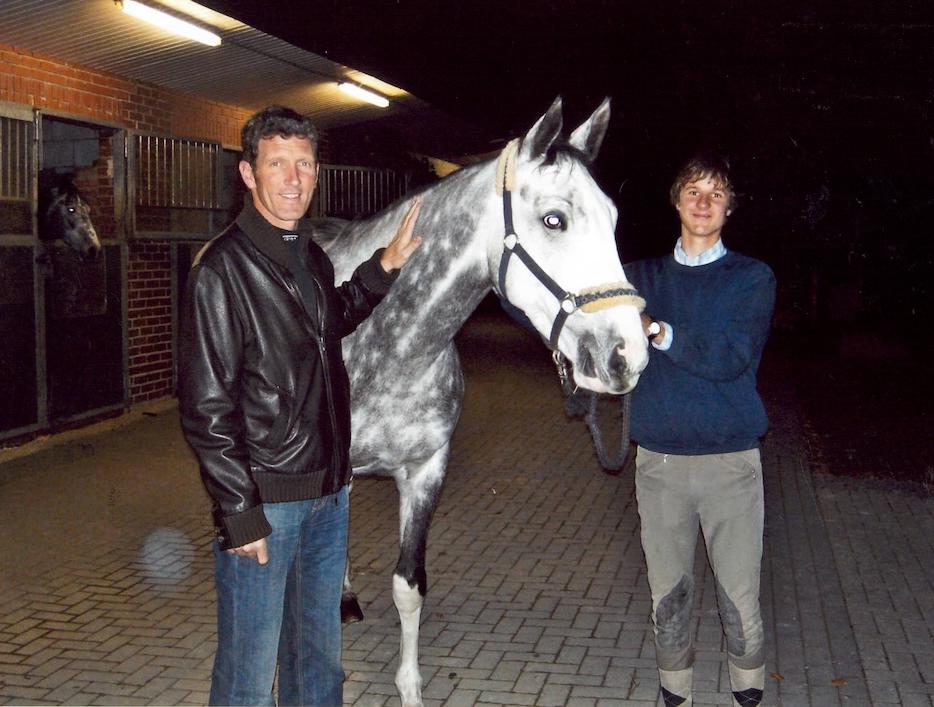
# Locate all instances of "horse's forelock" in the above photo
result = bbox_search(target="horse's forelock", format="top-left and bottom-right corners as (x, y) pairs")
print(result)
(541, 142), (591, 169)
(40, 174), (81, 205)
(526, 143), (597, 187)
(58, 177), (80, 198)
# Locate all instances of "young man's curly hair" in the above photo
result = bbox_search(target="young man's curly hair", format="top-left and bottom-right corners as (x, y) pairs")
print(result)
(669, 151), (736, 212)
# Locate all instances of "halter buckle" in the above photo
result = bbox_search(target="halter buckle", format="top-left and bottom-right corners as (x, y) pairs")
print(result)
(504, 233), (518, 250)
(560, 294), (577, 314)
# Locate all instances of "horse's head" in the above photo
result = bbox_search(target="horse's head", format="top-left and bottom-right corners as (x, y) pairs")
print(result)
(38, 174), (102, 260)
(487, 98), (648, 394)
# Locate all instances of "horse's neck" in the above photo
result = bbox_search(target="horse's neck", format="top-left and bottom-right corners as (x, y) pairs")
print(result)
(379, 232), (491, 356)
(341, 166), (497, 361)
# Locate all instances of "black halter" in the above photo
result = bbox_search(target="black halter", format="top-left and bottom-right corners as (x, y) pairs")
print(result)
(494, 139), (644, 351)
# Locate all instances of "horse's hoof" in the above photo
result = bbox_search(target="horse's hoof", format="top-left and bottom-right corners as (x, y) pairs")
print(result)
(341, 594), (364, 624)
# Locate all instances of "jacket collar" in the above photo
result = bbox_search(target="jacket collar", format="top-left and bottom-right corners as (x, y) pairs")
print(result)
(235, 199), (315, 272)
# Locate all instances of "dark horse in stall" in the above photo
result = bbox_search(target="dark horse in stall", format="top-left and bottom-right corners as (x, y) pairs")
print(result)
(37, 171), (101, 260)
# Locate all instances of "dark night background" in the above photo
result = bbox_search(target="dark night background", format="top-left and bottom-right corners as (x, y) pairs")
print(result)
(205, 0), (933, 487)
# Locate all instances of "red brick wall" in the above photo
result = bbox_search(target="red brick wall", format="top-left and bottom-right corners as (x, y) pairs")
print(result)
(126, 242), (174, 403)
(0, 43), (250, 144)
(0, 43), (255, 407)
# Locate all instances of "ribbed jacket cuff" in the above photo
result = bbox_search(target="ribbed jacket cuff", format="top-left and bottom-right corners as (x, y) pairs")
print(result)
(252, 468), (341, 503)
(218, 505), (272, 550)
(358, 248), (398, 294)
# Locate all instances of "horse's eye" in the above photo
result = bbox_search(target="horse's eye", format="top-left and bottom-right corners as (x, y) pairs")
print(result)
(67, 207), (76, 213)
(542, 212), (566, 230)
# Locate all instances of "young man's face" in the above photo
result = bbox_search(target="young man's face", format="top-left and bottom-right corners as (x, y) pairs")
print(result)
(239, 135), (319, 230)
(675, 174), (731, 242)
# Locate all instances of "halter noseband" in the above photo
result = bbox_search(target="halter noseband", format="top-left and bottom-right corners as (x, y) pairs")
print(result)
(495, 138), (646, 350)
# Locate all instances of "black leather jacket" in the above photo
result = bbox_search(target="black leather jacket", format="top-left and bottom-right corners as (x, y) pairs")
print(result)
(178, 203), (394, 549)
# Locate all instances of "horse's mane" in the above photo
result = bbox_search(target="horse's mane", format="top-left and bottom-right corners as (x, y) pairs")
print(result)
(315, 158), (494, 276)
(307, 217), (348, 250)
(313, 142), (593, 279)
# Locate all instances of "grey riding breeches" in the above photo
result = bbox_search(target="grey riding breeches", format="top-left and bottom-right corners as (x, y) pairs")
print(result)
(635, 446), (765, 672)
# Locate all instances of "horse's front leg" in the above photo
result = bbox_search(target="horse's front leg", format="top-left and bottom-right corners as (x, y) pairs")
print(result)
(392, 444), (448, 707)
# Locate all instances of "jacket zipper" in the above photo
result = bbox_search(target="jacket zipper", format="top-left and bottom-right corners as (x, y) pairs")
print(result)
(311, 277), (343, 487)
(282, 266), (343, 488)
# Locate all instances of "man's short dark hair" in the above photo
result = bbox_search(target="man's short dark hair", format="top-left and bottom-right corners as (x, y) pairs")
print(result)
(241, 105), (319, 167)
(669, 151), (736, 211)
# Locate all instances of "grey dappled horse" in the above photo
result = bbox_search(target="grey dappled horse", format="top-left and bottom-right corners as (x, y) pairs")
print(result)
(317, 98), (648, 706)
(38, 171), (101, 260)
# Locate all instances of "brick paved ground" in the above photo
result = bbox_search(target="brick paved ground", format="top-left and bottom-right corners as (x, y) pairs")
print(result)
(1, 308), (932, 706)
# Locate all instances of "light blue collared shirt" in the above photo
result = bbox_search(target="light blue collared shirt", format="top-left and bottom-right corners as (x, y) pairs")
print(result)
(674, 236), (727, 266)
(652, 238), (728, 350)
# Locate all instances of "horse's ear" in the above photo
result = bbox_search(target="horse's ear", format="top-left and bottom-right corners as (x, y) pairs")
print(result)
(520, 97), (563, 159)
(568, 97), (611, 164)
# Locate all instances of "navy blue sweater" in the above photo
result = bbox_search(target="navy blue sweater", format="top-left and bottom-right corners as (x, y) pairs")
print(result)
(625, 251), (776, 455)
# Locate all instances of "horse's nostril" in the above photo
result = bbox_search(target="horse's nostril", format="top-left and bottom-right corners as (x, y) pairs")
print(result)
(608, 342), (628, 378)
(577, 338), (597, 378)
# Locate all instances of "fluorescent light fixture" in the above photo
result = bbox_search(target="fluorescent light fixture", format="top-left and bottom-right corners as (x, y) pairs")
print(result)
(119, 0), (221, 47)
(339, 83), (389, 108)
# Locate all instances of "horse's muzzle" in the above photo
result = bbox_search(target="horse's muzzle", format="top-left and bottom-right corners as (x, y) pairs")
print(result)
(574, 336), (640, 394)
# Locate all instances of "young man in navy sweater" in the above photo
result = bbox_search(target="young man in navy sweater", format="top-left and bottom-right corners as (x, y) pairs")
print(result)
(625, 152), (776, 707)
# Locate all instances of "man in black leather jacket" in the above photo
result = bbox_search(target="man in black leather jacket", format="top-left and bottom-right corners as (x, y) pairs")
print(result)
(178, 105), (421, 706)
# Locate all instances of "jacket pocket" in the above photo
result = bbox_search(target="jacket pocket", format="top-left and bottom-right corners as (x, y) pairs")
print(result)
(265, 407), (290, 449)
(246, 381), (294, 450)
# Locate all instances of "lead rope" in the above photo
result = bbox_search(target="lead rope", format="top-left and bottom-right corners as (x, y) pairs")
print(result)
(554, 352), (636, 475)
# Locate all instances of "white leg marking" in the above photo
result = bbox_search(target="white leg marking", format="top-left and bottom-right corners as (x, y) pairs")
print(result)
(393, 573), (424, 707)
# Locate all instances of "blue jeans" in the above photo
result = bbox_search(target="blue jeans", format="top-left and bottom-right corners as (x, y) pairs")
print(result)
(209, 486), (349, 706)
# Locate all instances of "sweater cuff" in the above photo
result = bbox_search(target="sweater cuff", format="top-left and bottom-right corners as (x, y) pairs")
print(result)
(217, 504), (272, 550)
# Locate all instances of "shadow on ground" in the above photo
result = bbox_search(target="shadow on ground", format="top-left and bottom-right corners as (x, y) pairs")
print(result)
(768, 329), (933, 494)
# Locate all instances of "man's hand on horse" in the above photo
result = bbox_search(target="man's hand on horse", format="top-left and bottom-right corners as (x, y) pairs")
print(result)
(228, 537), (269, 565)
(380, 198), (423, 272)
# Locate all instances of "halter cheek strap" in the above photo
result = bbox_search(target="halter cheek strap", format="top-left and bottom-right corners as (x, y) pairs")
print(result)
(494, 139), (646, 350)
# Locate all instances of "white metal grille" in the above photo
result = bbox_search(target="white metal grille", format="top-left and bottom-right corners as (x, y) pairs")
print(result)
(135, 135), (219, 208)
(315, 165), (408, 218)
(0, 117), (31, 201)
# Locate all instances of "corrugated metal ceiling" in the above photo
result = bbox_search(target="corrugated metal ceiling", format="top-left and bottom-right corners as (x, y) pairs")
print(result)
(0, 0), (434, 129)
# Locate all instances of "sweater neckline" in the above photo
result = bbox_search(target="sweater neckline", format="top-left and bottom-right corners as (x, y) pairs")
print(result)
(668, 250), (732, 271)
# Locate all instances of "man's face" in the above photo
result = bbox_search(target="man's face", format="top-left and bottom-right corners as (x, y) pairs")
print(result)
(675, 174), (731, 242)
(239, 135), (319, 230)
